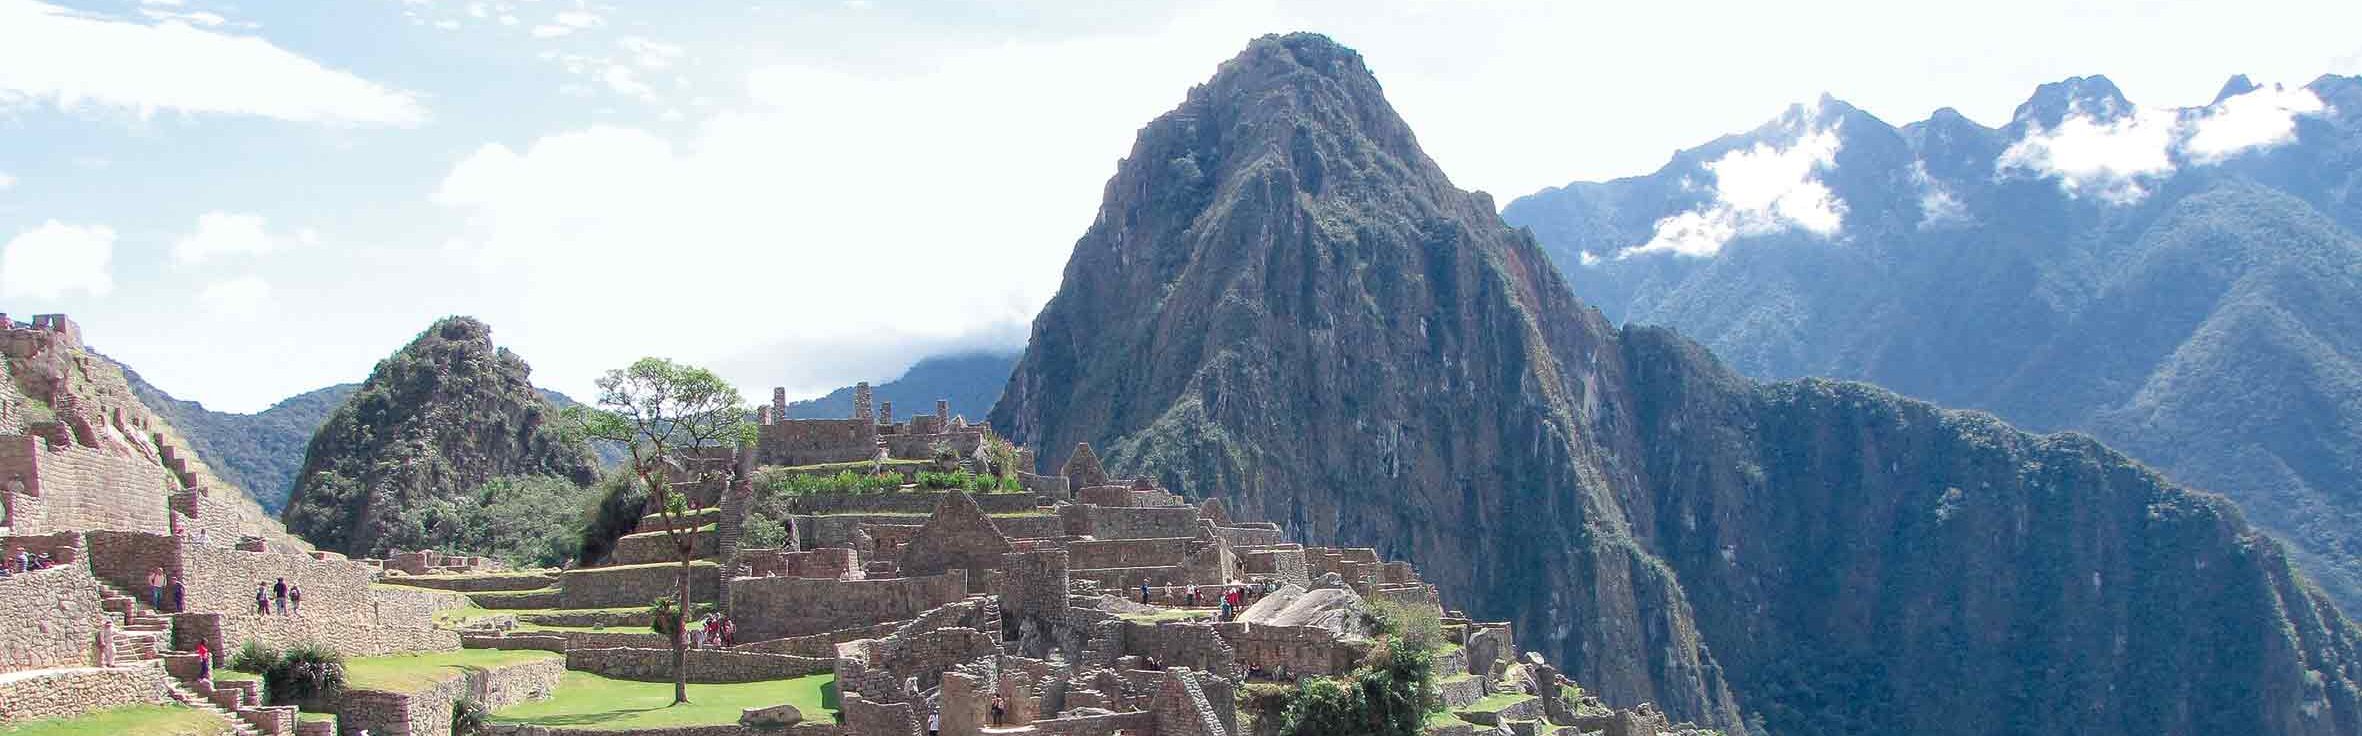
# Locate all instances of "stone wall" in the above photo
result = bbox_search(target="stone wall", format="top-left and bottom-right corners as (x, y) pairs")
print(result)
(786, 493), (1040, 516)
(728, 572), (966, 640)
(0, 435), (172, 536)
(757, 420), (875, 466)
(1015, 472), (1069, 501)
(155, 538), (459, 658)
(1235, 546), (1308, 588)
(558, 562), (718, 608)
(1065, 538), (1191, 570)
(986, 514), (1062, 540)
(1023, 710), (1155, 736)
(1213, 524), (1285, 548)
(739, 547), (860, 580)
(610, 527), (716, 567)
(0, 562), (102, 672)
(1082, 506), (1199, 540)
(0, 663), (173, 723)
(565, 647), (830, 683)
(735, 620), (903, 658)
(881, 431), (981, 462)
(331, 654), (563, 736)
(1121, 621), (1239, 677)
(1212, 622), (1366, 677)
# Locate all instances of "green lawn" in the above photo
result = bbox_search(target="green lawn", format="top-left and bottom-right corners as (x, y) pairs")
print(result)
(1459, 693), (1535, 714)
(210, 670), (261, 683)
(2, 704), (236, 736)
(295, 713), (336, 725)
(341, 649), (563, 694)
(1422, 709), (1464, 731)
(490, 671), (835, 730)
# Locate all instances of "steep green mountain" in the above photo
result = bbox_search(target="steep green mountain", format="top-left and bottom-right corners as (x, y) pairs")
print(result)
(1501, 74), (2362, 612)
(123, 369), (351, 513)
(782, 351), (1018, 420)
(280, 316), (600, 557)
(125, 374), (600, 512)
(992, 33), (2362, 735)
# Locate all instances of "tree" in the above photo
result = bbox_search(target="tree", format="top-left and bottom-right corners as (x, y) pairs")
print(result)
(570, 357), (748, 705)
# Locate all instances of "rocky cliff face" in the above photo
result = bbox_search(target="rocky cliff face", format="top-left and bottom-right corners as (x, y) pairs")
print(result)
(280, 317), (598, 557)
(992, 33), (2362, 735)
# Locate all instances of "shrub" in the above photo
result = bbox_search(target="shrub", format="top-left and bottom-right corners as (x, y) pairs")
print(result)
(229, 640), (280, 674)
(1365, 599), (1445, 654)
(742, 513), (789, 548)
(263, 644), (345, 705)
(452, 697), (488, 736)
(1270, 640), (1432, 736)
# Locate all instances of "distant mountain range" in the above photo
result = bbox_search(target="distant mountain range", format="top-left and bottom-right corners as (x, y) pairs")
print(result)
(781, 351), (1017, 422)
(1501, 72), (2362, 613)
(993, 34), (2362, 735)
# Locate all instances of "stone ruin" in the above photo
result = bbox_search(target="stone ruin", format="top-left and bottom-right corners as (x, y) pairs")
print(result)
(0, 314), (464, 734)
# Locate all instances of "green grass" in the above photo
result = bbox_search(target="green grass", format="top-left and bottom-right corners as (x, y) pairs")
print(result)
(490, 671), (835, 730)
(775, 459), (927, 473)
(210, 670), (261, 683)
(1460, 693), (1535, 714)
(295, 713), (336, 725)
(1422, 709), (1464, 731)
(341, 649), (563, 694)
(1, 704), (236, 736)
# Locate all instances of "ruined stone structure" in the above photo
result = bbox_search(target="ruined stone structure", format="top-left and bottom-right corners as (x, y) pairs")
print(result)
(0, 315), (462, 733)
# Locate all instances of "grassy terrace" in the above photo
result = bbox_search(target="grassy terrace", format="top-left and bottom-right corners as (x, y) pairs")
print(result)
(775, 459), (928, 473)
(1, 704), (236, 736)
(1460, 692), (1536, 714)
(491, 671), (836, 730)
(435, 602), (654, 630)
(619, 523), (718, 537)
(342, 649), (564, 694)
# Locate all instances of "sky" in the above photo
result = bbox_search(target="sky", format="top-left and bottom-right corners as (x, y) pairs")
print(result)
(2, 0), (2359, 413)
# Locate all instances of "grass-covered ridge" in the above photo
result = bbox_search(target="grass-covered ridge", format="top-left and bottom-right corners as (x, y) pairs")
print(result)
(341, 649), (563, 694)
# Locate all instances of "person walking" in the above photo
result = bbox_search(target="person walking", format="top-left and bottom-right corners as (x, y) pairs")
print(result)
(147, 567), (166, 610)
(1187, 583), (1199, 607)
(96, 617), (117, 667)
(168, 575), (186, 613)
(254, 584), (269, 615)
(1139, 580), (1150, 605)
(272, 578), (288, 615)
(926, 710), (939, 736)
(991, 693), (1006, 727)
(288, 584), (302, 615)
(194, 641), (213, 685)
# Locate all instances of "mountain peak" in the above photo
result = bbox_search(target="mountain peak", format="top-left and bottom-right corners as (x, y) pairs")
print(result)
(2213, 73), (2260, 104)
(2011, 74), (2132, 129)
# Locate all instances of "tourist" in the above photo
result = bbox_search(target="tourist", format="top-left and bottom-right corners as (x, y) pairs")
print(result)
(1219, 595), (1231, 622)
(289, 583), (303, 615)
(991, 693), (1006, 727)
(272, 577), (288, 615)
(690, 615), (707, 648)
(194, 641), (213, 685)
(926, 709), (940, 736)
(722, 617), (737, 647)
(148, 567), (166, 610)
(1139, 580), (1150, 605)
(12, 545), (25, 573)
(1187, 583), (1199, 607)
(96, 617), (116, 667)
(254, 583), (270, 615)
(168, 575), (186, 613)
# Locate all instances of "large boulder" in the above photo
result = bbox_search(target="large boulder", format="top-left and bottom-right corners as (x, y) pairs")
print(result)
(740, 703), (804, 728)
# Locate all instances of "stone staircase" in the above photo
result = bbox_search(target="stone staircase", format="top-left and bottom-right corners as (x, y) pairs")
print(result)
(93, 578), (291, 736)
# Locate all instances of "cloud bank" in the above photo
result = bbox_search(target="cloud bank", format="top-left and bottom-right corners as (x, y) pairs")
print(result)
(1, 221), (115, 299)
(1631, 121), (1846, 258)
(0, 0), (424, 125)
(2001, 84), (2329, 202)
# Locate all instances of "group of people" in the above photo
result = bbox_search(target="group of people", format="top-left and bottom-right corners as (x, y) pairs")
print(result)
(254, 577), (302, 616)
(688, 612), (737, 648)
(1143, 579), (1276, 622)
(4, 545), (58, 575)
(920, 693), (1009, 736)
(146, 567), (187, 612)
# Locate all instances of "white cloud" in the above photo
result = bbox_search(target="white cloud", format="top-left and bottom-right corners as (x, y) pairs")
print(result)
(1630, 122), (1845, 257)
(195, 275), (272, 320)
(1998, 104), (2178, 205)
(173, 210), (305, 264)
(0, 0), (425, 125)
(1, 221), (115, 299)
(430, 22), (1259, 400)
(1910, 161), (1967, 228)
(619, 36), (684, 69)
(2185, 84), (2327, 162)
(602, 65), (653, 100)
(0, 171), (14, 189)
(530, 9), (600, 38)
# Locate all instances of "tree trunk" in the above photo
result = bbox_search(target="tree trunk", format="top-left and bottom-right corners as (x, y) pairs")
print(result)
(673, 553), (690, 705)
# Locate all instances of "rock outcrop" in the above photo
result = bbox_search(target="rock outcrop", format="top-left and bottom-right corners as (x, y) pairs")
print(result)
(281, 316), (598, 557)
(990, 33), (2362, 735)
